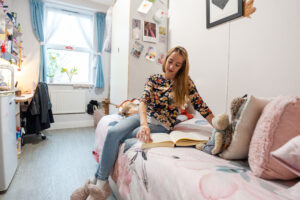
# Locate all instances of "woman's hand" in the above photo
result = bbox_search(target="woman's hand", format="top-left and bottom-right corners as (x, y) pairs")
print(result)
(136, 125), (152, 143)
(138, 102), (152, 143)
(206, 113), (214, 126)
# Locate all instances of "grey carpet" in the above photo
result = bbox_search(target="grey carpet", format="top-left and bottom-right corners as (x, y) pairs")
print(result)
(0, 127), (117, 200)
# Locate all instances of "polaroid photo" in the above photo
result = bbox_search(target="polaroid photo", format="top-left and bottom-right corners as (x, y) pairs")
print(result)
(137, 0), (153, 14)
(158, 26), (167, 43)
(130, 41), (144, 58)
(157, 52), (165, 64)
(132, 19), (141, 40)
(145, 46), (156, 62)
(143, 21), (157, 43)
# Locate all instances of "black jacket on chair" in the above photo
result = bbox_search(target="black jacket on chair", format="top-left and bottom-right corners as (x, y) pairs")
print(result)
(25, 82), (54, 134)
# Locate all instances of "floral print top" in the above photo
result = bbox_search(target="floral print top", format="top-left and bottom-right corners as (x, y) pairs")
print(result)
(141, 74), (212, 130)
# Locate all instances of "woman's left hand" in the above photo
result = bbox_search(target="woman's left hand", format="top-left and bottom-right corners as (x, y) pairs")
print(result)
(136, 125), (152, 143)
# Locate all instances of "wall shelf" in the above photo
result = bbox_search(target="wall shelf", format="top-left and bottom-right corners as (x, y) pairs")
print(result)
(0, 7), (23, 69)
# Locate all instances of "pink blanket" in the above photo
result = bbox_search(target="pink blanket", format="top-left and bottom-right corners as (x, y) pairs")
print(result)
(94, 115), (295, 199)
(112, 144), (294, 200)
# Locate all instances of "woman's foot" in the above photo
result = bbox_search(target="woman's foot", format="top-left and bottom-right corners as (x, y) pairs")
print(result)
(86, 181), (111, 200)
(70, 179), (92, 200)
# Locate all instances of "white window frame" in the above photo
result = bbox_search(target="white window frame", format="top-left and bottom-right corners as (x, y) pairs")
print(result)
(44, 3), (95, 85)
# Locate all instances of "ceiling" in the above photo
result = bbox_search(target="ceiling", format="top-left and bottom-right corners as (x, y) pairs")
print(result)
(88, 0), (115, 6)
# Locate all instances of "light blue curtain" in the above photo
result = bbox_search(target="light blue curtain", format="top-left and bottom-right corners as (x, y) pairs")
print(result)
(95, 12), (106, 88)
(29, 0), (46, 82)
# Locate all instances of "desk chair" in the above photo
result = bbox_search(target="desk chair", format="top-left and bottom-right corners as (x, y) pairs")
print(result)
(21, 82), (54, 145)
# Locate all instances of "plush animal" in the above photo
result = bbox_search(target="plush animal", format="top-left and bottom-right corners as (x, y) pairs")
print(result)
(119, 99), (139, 117)
(176, 109), (194, 122)
(197, 114), (229, 155)
(223, 95), (248, 149)
(196, 95), (248, 154)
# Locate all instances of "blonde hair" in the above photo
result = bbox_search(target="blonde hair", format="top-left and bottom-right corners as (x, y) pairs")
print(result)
(162, 46), (190, 108)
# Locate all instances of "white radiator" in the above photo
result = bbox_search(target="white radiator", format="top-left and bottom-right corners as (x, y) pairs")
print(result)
(50, 90), (86, 114)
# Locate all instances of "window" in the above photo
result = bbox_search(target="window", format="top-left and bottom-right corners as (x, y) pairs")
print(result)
(44, 6), (94, 84)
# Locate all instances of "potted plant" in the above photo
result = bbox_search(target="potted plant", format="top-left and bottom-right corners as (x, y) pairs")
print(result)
(47, 52), (59, 83)
(61, 66), (78, 82)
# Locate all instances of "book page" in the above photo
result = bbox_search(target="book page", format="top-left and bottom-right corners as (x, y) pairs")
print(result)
(142, 133), (174, 149)
(170, 130), (210, 144)
(150, 133), (172, 143)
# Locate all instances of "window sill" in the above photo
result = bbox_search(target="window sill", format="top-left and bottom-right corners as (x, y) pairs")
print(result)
(48, 83), (94, 88)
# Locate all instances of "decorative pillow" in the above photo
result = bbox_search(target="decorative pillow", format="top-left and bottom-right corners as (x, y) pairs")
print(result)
(248, 96), (300, 180)
(220, 95), (270, 159)
(271, 135), (300, 177)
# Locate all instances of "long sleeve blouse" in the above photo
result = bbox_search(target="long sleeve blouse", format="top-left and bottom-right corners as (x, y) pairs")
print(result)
(141, 74), (212, 130)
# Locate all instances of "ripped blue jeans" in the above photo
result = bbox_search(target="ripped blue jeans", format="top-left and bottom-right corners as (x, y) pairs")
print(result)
(95, 114), (168, 180)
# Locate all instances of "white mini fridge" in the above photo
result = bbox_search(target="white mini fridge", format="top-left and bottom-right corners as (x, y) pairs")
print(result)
(0, 65), (17, 192)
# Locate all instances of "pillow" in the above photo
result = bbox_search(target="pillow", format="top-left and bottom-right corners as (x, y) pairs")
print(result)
(248, 96), (300, 180)
(271, 135), (300, 177)
(220, 95), (270, 159)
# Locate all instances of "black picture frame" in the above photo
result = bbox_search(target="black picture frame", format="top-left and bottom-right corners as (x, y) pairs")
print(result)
(206, 0), (243, 28)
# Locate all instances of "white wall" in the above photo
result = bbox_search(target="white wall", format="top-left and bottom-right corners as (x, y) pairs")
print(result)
(9, 0), (111, 129)
(109, 0), (169, 113)
(128, 0), (168, 99)
(169, 0), (300, 115)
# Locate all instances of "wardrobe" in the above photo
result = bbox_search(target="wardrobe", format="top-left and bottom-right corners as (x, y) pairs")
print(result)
(109, 0), (169, 113)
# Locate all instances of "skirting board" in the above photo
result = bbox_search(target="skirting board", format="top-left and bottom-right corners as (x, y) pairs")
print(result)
(48, 120), (94, 130)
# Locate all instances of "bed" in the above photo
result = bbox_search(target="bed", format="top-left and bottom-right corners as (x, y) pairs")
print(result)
(94, 114), (297, 200)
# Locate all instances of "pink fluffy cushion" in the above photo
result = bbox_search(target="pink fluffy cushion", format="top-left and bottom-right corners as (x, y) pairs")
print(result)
(248, 96), (300, 180)
(271, 135), (300, 177)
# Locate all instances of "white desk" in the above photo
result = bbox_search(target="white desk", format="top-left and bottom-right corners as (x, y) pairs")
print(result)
(15, 93), (34, 103)
(15, 93), (33, 127)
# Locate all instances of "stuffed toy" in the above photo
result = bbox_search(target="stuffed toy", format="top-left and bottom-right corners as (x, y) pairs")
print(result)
(223, 95), (248, 149)
(175, 101), (195, 124)
(196, 95), (248, 154)
(119, 99), (139, 117)
(176, 109), (194, 122)
(243, 0), (256, 18)
(196, 114), (229, 155)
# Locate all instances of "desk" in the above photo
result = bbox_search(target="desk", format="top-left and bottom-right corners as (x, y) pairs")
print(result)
(15, 93), (34, 103)
(15, 93), (33, 127)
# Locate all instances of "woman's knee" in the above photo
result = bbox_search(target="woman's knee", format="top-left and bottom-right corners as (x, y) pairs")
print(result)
(106, 114), (140, 140)
(106, 127), (120, 141)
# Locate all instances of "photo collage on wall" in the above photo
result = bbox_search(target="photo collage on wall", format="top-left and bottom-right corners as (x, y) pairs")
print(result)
(131, 0), (167, 65)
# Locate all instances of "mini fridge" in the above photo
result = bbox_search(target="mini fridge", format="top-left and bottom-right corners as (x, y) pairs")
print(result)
(0, 64), (17, 192)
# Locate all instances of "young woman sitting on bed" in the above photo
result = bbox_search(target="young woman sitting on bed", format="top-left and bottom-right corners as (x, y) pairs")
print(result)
(70, 46), (214, 200)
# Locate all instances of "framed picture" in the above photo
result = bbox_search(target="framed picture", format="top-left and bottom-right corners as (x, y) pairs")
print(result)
(206, 0), (243, 28)
(143, 21), (157, 43)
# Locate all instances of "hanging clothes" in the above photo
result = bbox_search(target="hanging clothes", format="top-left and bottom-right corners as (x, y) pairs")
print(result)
(25, 82), (54, 134)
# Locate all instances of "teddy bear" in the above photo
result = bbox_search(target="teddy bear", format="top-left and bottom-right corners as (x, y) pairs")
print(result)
(196, 114), (230, 155)
(196, 95), (248, 155)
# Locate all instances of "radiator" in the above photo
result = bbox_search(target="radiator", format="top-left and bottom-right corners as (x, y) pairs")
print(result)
(50, 90), (86, 114)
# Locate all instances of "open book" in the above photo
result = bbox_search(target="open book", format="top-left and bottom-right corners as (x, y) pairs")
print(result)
(141, 130), (210, 149)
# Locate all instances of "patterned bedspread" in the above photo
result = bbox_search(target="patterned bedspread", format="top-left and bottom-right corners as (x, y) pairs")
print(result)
(112, 144), (292, 200)
(94, 115), (295, 200)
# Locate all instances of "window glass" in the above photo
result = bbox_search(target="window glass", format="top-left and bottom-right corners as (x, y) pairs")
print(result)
(46, 10), (93, 48)
(47, 48), (90, 83)
(45, 7), (93, 84)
